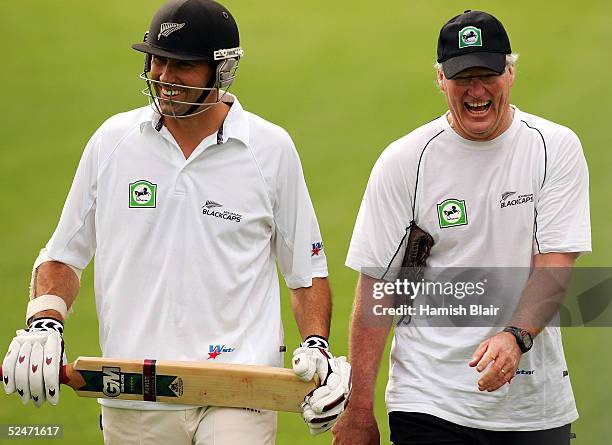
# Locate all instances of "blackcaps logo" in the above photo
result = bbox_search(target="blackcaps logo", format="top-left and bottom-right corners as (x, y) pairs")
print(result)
(130, 180), (157, 208)
(202, 200), (242, 222)
(500, 191), (533, 209)
(459, 26), (482, 48)
(158, 22), (185, 39)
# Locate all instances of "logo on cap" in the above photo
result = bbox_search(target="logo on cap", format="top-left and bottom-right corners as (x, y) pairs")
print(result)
(158, 22), (186, 39)
(458, 26), (482, 48)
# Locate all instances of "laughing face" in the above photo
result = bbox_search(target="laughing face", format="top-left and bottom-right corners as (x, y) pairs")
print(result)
(438, 66), (515, 141)
(149, 55), (215, 117)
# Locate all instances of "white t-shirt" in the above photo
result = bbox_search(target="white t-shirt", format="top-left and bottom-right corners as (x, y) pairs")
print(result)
(46, 94), (328, 409)
(346, 107), (591, 430)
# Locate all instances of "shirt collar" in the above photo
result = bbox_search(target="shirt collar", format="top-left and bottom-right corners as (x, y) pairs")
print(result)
(218, 92), (250, 147)
(138, 92), (250, 147)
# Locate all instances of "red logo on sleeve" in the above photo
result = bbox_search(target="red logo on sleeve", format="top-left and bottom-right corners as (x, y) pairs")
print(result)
(311, 242), (323, 256)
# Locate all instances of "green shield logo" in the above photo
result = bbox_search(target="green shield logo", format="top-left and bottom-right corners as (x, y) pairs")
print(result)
(129, 180), (157, 208)
(458, 26), (482, 48)
(437, 199), (468, 228)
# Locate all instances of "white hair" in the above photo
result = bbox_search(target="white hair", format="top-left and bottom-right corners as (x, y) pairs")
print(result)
(434, 53), (519, 72)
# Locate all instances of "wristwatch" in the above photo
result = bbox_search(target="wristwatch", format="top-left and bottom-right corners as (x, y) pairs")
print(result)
(503, 326), (533, 353)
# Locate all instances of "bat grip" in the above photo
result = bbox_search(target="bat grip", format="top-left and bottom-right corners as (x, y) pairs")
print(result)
(60, 365), (71, 385)
(59, 364), (85, 389)
(1, 364), (78, 388)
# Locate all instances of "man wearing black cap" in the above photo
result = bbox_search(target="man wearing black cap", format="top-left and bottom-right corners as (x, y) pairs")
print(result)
(2, 0), (351, 443)
(333, 9), (590, 445)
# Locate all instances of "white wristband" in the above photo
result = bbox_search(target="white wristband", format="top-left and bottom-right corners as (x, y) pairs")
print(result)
(26, 294), (68, 323)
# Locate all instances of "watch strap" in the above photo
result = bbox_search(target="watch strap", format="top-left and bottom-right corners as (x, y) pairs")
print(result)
(503, 326), (532, 353)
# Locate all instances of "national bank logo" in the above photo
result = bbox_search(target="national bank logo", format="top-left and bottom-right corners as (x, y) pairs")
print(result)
(459, 26), (482, 48)
(437, 198), (468, 228)
(129, 180), (157, 208)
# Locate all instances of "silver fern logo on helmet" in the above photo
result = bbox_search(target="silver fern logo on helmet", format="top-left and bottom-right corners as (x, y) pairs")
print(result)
(158, 22), (186, 39)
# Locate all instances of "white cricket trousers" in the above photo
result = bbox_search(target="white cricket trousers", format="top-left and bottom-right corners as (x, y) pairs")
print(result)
(101, 405), (277, 445)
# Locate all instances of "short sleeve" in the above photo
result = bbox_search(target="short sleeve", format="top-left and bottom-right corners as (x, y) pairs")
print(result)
(535, 130), (591, 254)
(272, 138), (328, 289)
(346, 144), (415, 279)
(45, 127), (101, 269)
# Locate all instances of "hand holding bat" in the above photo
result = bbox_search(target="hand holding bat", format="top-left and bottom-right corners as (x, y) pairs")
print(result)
(2, 357), (319, 412)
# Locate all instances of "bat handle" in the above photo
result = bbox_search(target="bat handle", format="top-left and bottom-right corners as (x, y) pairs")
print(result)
(60, 363), (86, 389)
(1, 363), (81, 389)
(60, 364), (71, 385)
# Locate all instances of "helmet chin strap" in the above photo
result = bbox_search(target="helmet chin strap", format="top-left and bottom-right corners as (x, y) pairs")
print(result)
(182, 73), (217, 117)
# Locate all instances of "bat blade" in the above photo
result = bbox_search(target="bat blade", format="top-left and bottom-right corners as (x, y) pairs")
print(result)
(68, 357), (317, 412)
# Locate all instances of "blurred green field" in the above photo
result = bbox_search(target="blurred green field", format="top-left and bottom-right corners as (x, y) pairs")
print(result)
(1, 0), (611, 443)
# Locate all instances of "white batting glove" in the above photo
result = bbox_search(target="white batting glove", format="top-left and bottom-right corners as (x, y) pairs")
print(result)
(3, 318), (65, 407)
(292, 335), (352, 435)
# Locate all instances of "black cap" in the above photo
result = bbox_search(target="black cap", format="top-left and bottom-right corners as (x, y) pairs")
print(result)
(437, 10), (511, 79)
(132, 0), (239, 61)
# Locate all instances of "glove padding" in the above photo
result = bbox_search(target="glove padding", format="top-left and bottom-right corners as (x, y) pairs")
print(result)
(3, 318), (65, 407)
(292, 336), (352, 435)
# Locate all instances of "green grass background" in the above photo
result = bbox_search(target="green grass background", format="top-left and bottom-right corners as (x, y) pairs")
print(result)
(1, 0), (611, 443)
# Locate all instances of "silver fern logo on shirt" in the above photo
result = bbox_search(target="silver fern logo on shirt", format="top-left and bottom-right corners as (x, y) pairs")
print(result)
(500, 191), (533, 209)
(204, 200), (222, 209)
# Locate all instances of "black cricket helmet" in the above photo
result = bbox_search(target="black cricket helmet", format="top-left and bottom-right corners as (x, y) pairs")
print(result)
(132, 0), (244, 118)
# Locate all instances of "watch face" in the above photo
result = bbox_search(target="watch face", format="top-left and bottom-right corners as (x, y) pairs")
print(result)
(520, 329), (533, 349)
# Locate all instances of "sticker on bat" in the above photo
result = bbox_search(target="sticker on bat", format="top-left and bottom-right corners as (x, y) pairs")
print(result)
(169, 377), (184, 397)
(102, 367), (122, 397)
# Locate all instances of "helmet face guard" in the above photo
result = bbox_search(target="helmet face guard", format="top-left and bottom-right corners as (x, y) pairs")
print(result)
(131, 0), (243, 118)
(140, 52), (242, 118)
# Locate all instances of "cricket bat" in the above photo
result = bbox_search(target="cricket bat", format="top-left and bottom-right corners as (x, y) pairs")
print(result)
(1, 357), (319, 412)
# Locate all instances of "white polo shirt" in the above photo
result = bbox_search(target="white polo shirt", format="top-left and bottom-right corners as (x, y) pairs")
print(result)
(347, 107), (591, 430)
(46, 94), (328, 409)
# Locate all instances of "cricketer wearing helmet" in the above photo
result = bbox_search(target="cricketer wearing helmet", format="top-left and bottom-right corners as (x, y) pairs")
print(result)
(2, 1), (351, 443)
(333, 10), (590, 445)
